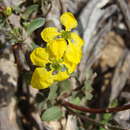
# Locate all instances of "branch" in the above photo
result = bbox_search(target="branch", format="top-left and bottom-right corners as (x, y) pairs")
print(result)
(66, 107), (125, 130)
(61, 100), (130, 113)
(115, 0), (130, 32)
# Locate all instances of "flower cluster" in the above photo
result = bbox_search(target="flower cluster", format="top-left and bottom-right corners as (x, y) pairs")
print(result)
(30, 12), (84, 89)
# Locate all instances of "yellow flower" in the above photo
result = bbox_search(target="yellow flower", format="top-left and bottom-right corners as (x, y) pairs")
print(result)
(54, 71), (69, 81)
(68, 32), (84, 47)
(30, 47), (50, 67)
(64, 43), (82, 65)
(31, 67), (54, 89)
(30, 12), (84, 89)
(60, 12), (78, 31)
(63, 61), (77, 73)
(4, 7), (12, 16)
(61, 43), (82, 74)
(41, 27), (60, 42)
(47, 38), (67, 60)
(40, 12), (79, 42)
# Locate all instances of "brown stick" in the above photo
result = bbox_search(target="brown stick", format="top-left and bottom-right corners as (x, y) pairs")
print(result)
(61, 100), (130, 113)
(66, 107), (125, 130)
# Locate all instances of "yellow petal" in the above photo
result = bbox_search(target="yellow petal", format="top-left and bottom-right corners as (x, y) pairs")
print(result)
(31, 67), (54, 89)
(63, 61), (77, 73)
(60, 12), (78, 31)
(41, 27), (60, 42)
(64, 43), (82, 65)
(47, 38), (67, 60)
(30, 47), (50, 66)
(54, 71), (69, 81)
(68, 32), (84, 47)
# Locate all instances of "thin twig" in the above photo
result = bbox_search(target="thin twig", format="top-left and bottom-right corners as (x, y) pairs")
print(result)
(61, 100), (130, 113)
(66, 107), (126, 130)
(44, 1), (52, 17)
(59, 0), (67, 13)
(12, 43), (27, 72)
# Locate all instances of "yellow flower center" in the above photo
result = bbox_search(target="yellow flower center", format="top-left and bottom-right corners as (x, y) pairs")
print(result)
(61, 31), (71, 40)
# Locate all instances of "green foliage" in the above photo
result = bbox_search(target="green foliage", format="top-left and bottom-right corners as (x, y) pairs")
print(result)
(70, 97), (81, 105)
(99, 128), (106, 130)
(80, 69), (94, 102)
(83, 81), (93, 101)
(103, 113), (112, 121)
(59, 79), (72, 93)
(41, 106), (62, 121)
(98, 100), (117, 129)
(99, 113), (112, 130)
(48, 84), (58, 101)
(27, 17), (45, 34)
(109, 99), (118, 107)
(9, 27), (23, 43)
(35, 90), (49, 110)
(22, 4), (39, 20)
(0, 1), (125, 129)
(0, 14), (5, 28)
(31, 42), (39, 49)
(13, 6), (21, 14)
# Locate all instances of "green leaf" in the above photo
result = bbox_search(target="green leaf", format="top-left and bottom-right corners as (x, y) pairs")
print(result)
(48, 85), (58, 101)
(99, 127), (106, 130)
(109, 99), (118, 107)
(41, 106), (62, 121)
(85, 92), (93, 100)
(31, 42), (39, 49)
(22, 4), (39, 19)
(103, 113), (112, 121)
(84, 81), (93, 92)
(70, 97), (81, 105)
(85, 69), (93, 81)
(27, 17), (45, 34)
(37, 100), (47, 110)
(59, 80), (71, 93)
(82, 80), (93, 101)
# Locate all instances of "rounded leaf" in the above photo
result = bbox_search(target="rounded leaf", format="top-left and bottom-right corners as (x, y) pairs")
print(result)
(27, 17), (45, 34)
(41, 106), (62, 121)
